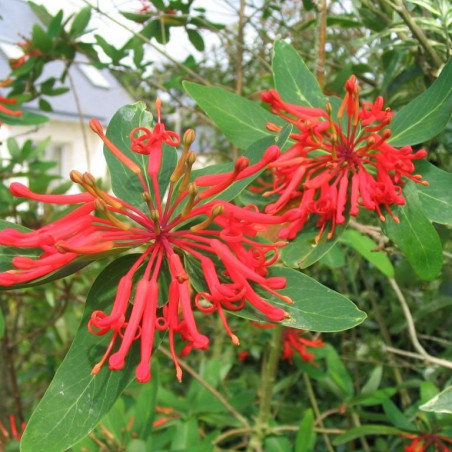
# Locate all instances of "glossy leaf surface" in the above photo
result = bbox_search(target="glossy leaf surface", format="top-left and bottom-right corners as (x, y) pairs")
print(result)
(383, 183), (443, 280)
(243, 266), (365, 332)
(420, 385), (452, 414)
(339, 229), (394, 277)
(272, 40), (326, 108)
(415, 160), (452, 225)
(21, 255), (140, 452)
(389, 57), (452, 146)
(184, 82), (285, 150)
(104, 102), (177, 212)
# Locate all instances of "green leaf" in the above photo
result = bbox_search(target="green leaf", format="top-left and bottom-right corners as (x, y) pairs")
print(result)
(187, 29), (205, 51)
(188, 125), (291, 212)
(295, 409), (316, 452)
(170, 418), (200, 450)
(272, 40), (325, 108)
(339, 229), (394, 277)
(420, 385), (452, 414)
(415, 160), (452, 225)
(48, 10), (64, 38)
(318, 245), (345, 269)
(252, 267), (366, 332)
(186, 256), (365, 332)
(389, 57), (452, 146)
(125, 439), (147, 452)
(280, 222), (347, 269)
(20, 255), (140, 452)
(332, 425), (401, 445)
(264, 436), (293, 452)
(32, 24), (52, 52)
(132, 365), (159, 439)
(184, 81), (285, 150)
(382, 398), (418, 432)
(120, 10), (150, 24)
(383, 182), (443, 280)
(104, 103), (177, 212)
(38, 98), (53, 112)
(95, 34), (122, 63)
(325, 344), (355, 397)
(0, 109), (49, 126)
(361, 366), (383, 396)
(28, 1), (54, 26)
(69, 6), (92, 37)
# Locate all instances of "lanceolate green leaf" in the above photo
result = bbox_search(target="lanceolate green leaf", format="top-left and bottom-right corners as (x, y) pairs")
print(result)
(252, 267), (366, 332)
(0, 109), (49, 126)
(21, 255), (140, 452)
(332, 425), (401, 446)
(105, 103), (177, 212)
(280, 222), (347, 269)
(420, 385), (452, 414)
(383, 182), (443, 280)
(339, 229), (395, 277)
(389, 57), (452, 146)
(186, 256), (365, 332)
(415, 160), (452, 225)
(183, 82), (285, 150)
(272, 40), (326, 108)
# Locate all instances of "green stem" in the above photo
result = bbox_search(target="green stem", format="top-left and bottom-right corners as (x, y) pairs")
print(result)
(249, 324), (283, 451)
(303, 373), (335, 452)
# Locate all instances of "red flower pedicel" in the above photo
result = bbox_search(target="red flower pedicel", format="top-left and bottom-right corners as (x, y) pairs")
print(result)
(261, 75), (428, 241)
(0, 102), (293, 382)
(402, 432), (452, 452)
(281, 328), (324, 364)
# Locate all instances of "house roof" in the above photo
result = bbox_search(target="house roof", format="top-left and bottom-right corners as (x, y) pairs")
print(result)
(0, 0), (135, 123)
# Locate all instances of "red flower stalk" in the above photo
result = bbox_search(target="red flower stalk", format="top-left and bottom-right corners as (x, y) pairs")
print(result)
(0, 102), (293, 382)
(281, 328), (324, 364)
(8, 40), (41, 70)
(0, 95), (22, 122)
(0, 415), (26, 444)
(261, 75), (428, 241)
(402, 432), (452, 452)
(250, 322), (324, 363)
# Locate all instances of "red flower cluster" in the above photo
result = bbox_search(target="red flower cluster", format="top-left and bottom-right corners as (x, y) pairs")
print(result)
(246, 323), (324, 364)
(0, 414), (25, 444)
(0, 80), (22, 124)
(8, 40), (42, 71)
(0, 103), (293, 382)
(403, 432), (452, 452)
(281, 328), (324, 364)
(261, 75), (428, 241)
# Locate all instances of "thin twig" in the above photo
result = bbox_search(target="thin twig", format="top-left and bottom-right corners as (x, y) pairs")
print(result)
(66, 66), (91, 172)
(388, 278), (452, 370)
(315, 0), (327, 87)
(303, 372), (335, 452)
(158, 346), (249, 427)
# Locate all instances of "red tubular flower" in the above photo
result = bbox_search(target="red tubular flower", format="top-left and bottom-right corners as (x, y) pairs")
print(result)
(281, 328), (324, 364)
(8, 40), (42, 70)
(0, 415), (26, 444)
(402, 432), (452, 452)
(0, 102), (292, 382)
(261, 75), (428, 241)
(0, 95), (22, 123)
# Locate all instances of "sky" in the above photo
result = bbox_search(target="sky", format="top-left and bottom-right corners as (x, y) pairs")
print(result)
(32, 0), (239, 61)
